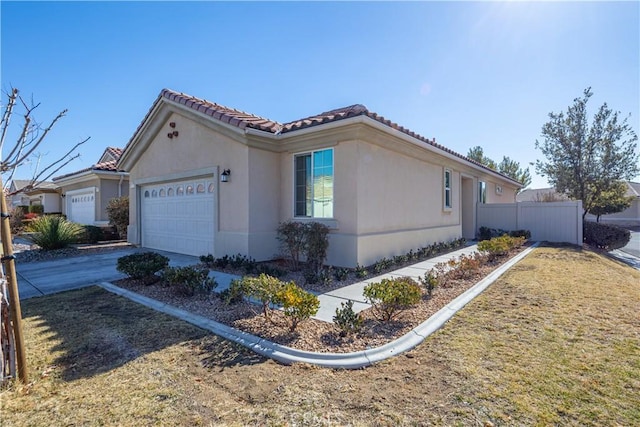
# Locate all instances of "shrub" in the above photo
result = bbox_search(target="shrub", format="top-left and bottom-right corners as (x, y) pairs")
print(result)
(221, 279), (246, 304)
(363, 276), (422, 321)
(304, 222), (330, 276)
(161, 265), (217, 296)
(478, 235), (524, 261)
(276, 221), (307, 270)
(27, 215), (84, 250)
(583, 221), (630, 251)
(23, 212), (39, 220)
(234, 274), (286, 320)
(333, 300), (363, 336)
(276, 281), (320, 332)
(116, 252), (169, 281)
(509, 229), (531, 239)
(419, 272), (438, 298)
(8, 205), (25, 233)
(28, 204), (44, 215)
(106, 196), (129, 239)
(199, 254), (215, 267)
(255, 263), (286, 278)
(333, 267), (350, 282)
(78, 225), (104, 243)
(355, 263), (369, 278)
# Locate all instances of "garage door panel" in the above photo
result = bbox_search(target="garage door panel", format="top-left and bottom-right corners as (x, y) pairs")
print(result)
(141, 178), (215, 257)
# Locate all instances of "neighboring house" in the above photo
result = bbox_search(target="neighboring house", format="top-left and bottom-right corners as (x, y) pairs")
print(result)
(517, 183), (640, 227)
(118, 89), (521, 267)
(7, 180), (61, 213)
(53, 147), (129, 225)
(516, 187), (569, 203)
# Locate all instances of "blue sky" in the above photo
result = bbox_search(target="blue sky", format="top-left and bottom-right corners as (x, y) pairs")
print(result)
(1, 1), (638, 188)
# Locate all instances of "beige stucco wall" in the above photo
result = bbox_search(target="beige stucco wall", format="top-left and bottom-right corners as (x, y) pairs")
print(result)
(124, 105), (522, 266)
(98, 178), (129, 223)
(276, 134), (513, 267)
(126, 111), (251, 257)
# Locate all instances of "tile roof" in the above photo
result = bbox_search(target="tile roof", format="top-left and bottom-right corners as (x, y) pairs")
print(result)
(105, 146), (123, 160)
(53, 147), (126, 181)
(127, 89), (522, 184)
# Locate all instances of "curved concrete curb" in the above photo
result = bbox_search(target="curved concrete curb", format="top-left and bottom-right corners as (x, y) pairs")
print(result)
(99, 242), (539, 369)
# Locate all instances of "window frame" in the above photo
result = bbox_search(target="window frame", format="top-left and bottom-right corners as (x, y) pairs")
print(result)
(443, 168), (452, 211)
(293, 147), (334, 219)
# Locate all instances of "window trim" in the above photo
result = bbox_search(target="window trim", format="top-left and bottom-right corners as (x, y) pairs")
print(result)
(443, 168), (452, 211)
(293, 147), (335, 219)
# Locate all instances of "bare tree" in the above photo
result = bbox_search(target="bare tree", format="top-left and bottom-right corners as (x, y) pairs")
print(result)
(1, 87), (88, 383)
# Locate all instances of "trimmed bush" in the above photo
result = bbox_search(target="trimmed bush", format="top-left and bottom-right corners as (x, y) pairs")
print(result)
(116, 252), (169, 281)
(234, 274), (286, 320)
(583, 221), (630, 251)
(78, 225), (104, 244)
(162, 265), (217, 296)
(333, 300), (363, 336)
(276, 281), (320, 332)
(221, 279), (246, 305)
(106, 196), (129, 239)
(276, 221), (307, 270)
(304, 222), (330, 276)
(478, 235), (525, 261)
(363, 277), (422, 321)
(27, 216), (84, 250)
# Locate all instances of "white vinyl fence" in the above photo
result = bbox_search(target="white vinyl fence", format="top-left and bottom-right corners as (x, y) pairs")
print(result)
(477, 201), (583, 245)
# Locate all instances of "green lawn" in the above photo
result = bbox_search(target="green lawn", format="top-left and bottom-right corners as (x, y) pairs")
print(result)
(1, 246), (639, 426)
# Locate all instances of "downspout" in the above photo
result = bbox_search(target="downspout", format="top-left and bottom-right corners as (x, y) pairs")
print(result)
(118, 174), (124, 197)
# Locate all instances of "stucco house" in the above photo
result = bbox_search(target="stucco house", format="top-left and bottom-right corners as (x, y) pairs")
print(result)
(53, 147), (129, 225)
(7, 180), (61, 213)
(118, 89), (521, 267)
(518, 183), (640, 227)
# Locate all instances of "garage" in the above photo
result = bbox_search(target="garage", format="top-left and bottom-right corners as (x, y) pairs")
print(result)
(140, 177), (215, 256)
(67, 189), (96, 225)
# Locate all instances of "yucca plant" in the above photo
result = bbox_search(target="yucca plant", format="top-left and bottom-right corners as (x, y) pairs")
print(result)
(27, 216), (84, 250)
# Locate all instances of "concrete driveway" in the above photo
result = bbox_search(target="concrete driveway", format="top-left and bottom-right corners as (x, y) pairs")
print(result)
(15, 247), (203, 300)
(620, 227), (640, 258)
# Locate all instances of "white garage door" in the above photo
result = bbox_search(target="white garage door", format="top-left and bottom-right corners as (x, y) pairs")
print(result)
(68, 189), (95, 225)
(141, 178), (215, 257)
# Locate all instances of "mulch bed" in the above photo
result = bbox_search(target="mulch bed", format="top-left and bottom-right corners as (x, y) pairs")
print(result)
(113, 246), (528, 353)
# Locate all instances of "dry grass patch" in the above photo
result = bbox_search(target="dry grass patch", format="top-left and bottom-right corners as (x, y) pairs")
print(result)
(1, 247), (639, 426)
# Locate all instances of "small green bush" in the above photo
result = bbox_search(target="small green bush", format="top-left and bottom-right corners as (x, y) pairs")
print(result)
(78, 225), (104, 243)
(106, 196), (129, 239)
(419, 272), (438, 298)
(304, 221), (330, 276)
(116, 252), (169, 281)
(363, 277), (422, 321)
(276, 281), (320, 332)
(583, 221), (630, 251)
(333, 300), (363, 336)
(478, 235), (524, 261)
(333, 267), (350, 282)
(221, 279), (246, 304)
(355, 264), (369, 278)
(27, 215), (84, 250)
(234, 274), (286, 320)
(277, 221), (307, 270)
(162, 265), (217, 296)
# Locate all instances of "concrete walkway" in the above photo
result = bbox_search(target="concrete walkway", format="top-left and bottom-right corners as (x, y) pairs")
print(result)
(313, 244), (481, 322)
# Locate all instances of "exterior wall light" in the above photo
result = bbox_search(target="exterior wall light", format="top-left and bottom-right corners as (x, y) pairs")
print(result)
(221, 169), (231, 183)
